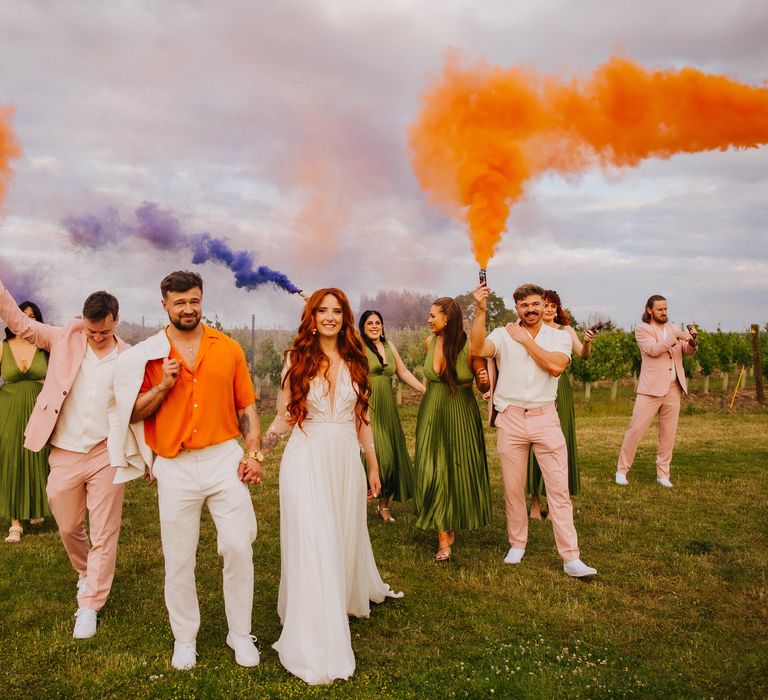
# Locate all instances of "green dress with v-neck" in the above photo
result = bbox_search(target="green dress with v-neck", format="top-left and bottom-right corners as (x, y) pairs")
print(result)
(365, 343), (414, 502)
(0, 341), (51, 520)
(413, 338), (491, 531)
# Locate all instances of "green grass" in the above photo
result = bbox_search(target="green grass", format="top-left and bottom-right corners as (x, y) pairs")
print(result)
(1, 397), (766, 699)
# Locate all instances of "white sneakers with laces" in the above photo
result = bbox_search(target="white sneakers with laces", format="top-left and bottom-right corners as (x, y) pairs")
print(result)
(657, 478), (673, 488)
(227, 633), (260, 667)
(564, 559), (598, 578)
(503, 547), (526, 565)
(73, 608), (97, 639)
(615, 472), (629, 485)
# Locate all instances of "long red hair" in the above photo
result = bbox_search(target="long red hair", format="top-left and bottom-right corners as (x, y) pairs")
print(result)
(283, 288), (371, 429)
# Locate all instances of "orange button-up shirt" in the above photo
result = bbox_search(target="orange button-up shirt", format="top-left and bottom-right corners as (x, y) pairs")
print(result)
(141, 325), (256, 458)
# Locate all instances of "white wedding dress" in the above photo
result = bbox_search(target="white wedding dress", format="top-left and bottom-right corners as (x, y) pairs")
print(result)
(273, 363), (404, 685)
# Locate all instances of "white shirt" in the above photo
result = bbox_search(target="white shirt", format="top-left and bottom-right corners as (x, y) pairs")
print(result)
(489, 323), (572, 410)
(50, 343), (119, 453)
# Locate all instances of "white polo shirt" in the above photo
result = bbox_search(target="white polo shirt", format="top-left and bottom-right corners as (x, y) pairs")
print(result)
(489, 323), (572, 411)
(50, 343), (119, 453)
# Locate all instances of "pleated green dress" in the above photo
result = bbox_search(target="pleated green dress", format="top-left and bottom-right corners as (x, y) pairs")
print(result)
(365, 344), (414, 502)
(414, 338), (491, 531)
(0, 342), (51, 520)
(527, 370), (580, 496)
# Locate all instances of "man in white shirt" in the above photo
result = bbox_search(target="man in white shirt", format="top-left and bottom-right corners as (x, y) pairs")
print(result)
(471, 282), (596, 578)
(0, 279), (129, 638)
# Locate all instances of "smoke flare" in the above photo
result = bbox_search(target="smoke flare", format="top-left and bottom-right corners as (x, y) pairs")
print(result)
(0, 106), (22, 208)
(61, 202), (302, 294)
(409, 53), (768, 266)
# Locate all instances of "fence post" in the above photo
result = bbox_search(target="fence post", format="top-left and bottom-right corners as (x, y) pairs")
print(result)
(751, 324), (765, 405)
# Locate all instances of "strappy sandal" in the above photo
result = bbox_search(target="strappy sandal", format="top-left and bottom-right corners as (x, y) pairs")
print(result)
(4, 525), (23, 543)
(435, 545), (451, 562)
(377, 505), (396, 523)
(29, 517), (45, 526)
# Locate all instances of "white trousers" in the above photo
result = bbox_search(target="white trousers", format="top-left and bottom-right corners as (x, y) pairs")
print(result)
(154, 439), (257, 643)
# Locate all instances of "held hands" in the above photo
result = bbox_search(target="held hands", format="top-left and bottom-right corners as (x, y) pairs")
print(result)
(473, 283), (490, 312)
(238, 456), (263, 485)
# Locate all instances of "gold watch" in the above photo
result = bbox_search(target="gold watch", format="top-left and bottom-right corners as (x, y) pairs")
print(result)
(245, 450), (265, 462)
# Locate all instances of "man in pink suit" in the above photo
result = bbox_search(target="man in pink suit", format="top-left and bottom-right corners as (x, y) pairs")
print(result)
(471, 282), (596, 578)
(0, 275), (128, 639)
(615, 295), (697, 488)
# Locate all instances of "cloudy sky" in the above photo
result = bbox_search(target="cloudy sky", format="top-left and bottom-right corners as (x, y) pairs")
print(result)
(1, 0), (766, 331)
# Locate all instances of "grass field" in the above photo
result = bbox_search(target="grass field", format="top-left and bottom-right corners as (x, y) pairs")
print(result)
(1, 392), (766, 699)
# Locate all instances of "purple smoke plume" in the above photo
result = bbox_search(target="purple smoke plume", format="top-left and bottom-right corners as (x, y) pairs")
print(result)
(61, 202), (301, 294)
(0, 259), (49, 319)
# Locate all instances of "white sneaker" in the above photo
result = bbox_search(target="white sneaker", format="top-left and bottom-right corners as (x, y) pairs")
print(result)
(657, 478), (673, 488)
(76, 576), (87, 598)
(172, 641), (197, 670)
(564, 559), (598, 578)
(226, 633), (260, 667)
(503, 547), (525, 565)
(615, 472), (629, 486)
(73, 608), (97, 639)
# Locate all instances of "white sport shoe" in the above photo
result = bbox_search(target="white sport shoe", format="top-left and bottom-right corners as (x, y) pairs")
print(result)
(76, 576), (87, 598)
(172, 641), (197, 670)
(657, 478), (673, 488)
(503, 547), (525, 565)
(615, 472), (629, 486)
(226, 633), (260, 667)
(73, 608), (97, 639)
(564, 559), (598, 578)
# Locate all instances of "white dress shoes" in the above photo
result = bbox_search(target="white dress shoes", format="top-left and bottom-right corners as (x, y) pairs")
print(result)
(227, 633), (260, 667)
(615, 472), (629, 486)
(657, 478), (673, 488)
(172, 641), (197, 670)
(503, 547), (526, 564)
(564, 559), (598, 578)
(73, 608), (97, 639)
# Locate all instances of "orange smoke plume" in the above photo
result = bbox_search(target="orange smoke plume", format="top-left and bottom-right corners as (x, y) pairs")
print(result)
(0, 106), (22, 208)
(409, 53), (768, 267)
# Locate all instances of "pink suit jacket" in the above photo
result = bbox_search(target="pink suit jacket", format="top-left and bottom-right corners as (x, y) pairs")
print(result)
(0, 283), (129, 452)
(635, 322), (697, 397)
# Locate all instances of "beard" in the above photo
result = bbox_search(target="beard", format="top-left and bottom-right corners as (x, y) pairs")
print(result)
(170, 314), (201, 331)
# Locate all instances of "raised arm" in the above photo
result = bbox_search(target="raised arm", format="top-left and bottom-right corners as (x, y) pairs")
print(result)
(506, 322), (570, 377)
(0, 282), (63, 351)
(470, 284), (497, 358)
(636, 323), (693, 358)
(568, 325), (598, 359)
(390, 341), (426, 394)
(130, 358), (180, 423)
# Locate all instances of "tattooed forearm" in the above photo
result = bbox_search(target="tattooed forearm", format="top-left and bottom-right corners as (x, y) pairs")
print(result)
(238, 412), (251, 439)
(261, 426), (289, 451)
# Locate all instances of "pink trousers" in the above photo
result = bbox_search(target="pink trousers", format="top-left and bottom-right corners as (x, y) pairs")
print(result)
(496, 403), (580, 562)
(617, 381), (682, 480)
(46, 441), (125, 611)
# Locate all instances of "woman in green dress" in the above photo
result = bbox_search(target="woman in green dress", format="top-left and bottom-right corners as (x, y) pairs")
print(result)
(358, 310), (426, 522)
(414, 297), (491, 561)
(0, 301), (51, 542)
(527, 290), (598, 519)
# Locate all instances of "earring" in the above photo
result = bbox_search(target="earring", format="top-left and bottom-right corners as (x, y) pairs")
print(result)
(311, 327), (317, 335)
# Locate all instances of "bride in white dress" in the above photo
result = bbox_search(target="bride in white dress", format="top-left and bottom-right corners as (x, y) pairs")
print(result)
(262, 288), (403, 686)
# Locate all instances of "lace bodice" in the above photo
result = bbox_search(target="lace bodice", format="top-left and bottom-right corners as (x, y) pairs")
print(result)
(305, 363), (357, 424)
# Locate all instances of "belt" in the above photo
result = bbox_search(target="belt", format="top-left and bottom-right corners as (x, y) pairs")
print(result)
(504, 402), (554, 416)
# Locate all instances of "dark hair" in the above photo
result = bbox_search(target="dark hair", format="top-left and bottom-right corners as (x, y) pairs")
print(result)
(432, 297), (466, 394)
(82, 291), (119, 322)
(513, 283), (545, 303)
(543, 290), (571, 327)
(5, 301), (43, 341)
(358, 310), (388, 367)
(161, 270), (204, 298)
(642, 295), (667, 323)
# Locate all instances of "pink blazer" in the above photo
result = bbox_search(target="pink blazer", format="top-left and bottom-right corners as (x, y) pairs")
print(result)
(635, 322), (697, 397)
(0, 284), (129, 452)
